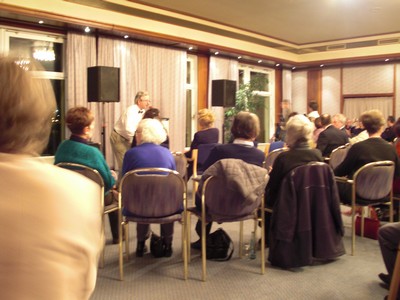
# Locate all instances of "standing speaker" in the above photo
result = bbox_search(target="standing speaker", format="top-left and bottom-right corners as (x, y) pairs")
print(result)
(211, 79), (236, 107)
(87, 66), (120, 102)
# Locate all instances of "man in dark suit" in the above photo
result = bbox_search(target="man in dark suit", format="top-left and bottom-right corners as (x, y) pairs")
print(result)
(317, 114), (349, 157)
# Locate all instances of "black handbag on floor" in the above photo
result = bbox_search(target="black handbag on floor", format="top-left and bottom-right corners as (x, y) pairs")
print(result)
(150, 232), (165, 258)
(206, 228), (234, 261)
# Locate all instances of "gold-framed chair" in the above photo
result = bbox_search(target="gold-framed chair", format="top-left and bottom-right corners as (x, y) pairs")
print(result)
(388, 242), (400, 300)
(172, 152), (188, 181)
(118, 168), (187, 281)
(187, 143), (219, 202)
(263, 147), (288, 171)
(56, 162), (121, 271)
(187, 159), (269, 281)
(328, 143), (351, 170)
(335, 160), (395, 255)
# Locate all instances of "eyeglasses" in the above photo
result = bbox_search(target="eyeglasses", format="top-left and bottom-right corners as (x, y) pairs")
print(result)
(140, 99), (151, 102)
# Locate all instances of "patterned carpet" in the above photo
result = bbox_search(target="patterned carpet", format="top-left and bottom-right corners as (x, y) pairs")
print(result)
(90, 208), (390, 300)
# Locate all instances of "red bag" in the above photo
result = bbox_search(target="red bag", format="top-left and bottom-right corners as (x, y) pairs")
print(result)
(355, 207), (380, 240)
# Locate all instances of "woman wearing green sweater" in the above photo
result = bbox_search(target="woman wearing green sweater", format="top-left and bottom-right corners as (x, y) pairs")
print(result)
(55, 107), (120, 243)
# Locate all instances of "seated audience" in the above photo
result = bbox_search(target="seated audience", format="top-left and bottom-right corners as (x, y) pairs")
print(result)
(122, 118), (177, 257)
(378, 222), (400, 296)
(316, 114), (349, 157)
(0, 56), (101, 299)
(191, 111), (265, 249)
(332, 113), (347, 134)
(185, 108), (219, 178)
(54, 107), (120, 244)
(381, 115), (396, 143)
(313, 116), (324, 144)
(334, 110), (400, 204)
(392, 119), (400, 194)
(264, 114), (324, 245)
(131, 107), (169, 149)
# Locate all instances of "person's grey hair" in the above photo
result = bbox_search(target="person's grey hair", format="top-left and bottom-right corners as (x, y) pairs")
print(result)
(333, 113), (346, 125)
(285, 114), (313, 148)
(0, 56), (56, 155)
(136, 118), (167, 145)
(134, 91), (149, 104)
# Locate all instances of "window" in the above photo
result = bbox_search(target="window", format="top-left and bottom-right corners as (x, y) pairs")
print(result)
(186, 55), (198, 147)
(238, 65), (275, 142)
(1, 28), (65, 155)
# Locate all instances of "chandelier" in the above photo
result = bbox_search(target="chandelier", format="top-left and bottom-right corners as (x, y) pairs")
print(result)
(32, 41), (55, 61)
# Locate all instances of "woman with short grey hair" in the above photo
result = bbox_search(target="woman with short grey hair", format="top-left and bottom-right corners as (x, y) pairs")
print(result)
(122, 118), (177, 257)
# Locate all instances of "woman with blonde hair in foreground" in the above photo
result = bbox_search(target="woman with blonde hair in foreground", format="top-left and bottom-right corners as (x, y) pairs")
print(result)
(0, 57), (102, 300)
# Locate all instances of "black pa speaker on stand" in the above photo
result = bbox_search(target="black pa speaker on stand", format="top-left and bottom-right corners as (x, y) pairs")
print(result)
(87, 66), (120, 157)
(211, 79), (236, 107)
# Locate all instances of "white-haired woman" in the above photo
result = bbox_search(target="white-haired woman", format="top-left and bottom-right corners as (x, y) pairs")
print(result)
(122, 118), (176, 257)
(264, 114), (324, 245)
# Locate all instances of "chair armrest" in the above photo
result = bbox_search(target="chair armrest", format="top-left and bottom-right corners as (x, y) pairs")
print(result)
(192, 175), (202, 182)
(335, 176), (352, 184)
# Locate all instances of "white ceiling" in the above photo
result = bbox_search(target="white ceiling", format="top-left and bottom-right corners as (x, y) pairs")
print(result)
(135, 0), (400, 45)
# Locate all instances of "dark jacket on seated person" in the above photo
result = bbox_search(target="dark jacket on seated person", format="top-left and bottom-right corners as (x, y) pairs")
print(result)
(202, 142), (265, 172)
(317, 124), (349, 157)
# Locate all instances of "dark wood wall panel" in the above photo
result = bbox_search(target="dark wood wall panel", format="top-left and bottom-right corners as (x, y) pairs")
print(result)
(197, 54), (209, 112)
(307, 69), (322, 110)
(275, 68), (283, 122)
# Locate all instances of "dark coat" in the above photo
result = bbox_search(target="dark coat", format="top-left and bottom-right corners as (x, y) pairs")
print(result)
(317, 125), (349, 157)
(268, 162), (345, 269)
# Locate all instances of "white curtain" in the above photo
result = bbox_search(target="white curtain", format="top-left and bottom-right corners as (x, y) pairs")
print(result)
(343, 97), (393, 120)
(208, 57), (239, 143)
(66, 33), (186, 167)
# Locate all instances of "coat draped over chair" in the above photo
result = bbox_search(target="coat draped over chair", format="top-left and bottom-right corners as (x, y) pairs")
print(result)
(269, 162), (345, 269)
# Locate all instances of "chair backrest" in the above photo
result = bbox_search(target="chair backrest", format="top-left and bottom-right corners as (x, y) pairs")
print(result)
(353, 160), (395, 201)
(263, 147), (288, 170)
(120, 168), (185, 218)
(172, 152), (188, 180)
(329, 143), (351, 169)
(57, 162), (105, 189)
(201, 159), (269, 220)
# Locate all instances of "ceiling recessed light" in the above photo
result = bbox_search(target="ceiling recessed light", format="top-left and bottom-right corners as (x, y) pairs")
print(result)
(84, 26), (91, 33)
(320, 64), (324, 67)
(124, 35), (129, 39)
(188, 46), (193, 50)
(276, 63), (280, 67)
(258, 60), (262, 63)
(38, 20), (44, 24)
(385, 58), (390, 62)
(292, 67), (296, 70)
(237, 56), (242, 59)
(214, 51), (219, 55)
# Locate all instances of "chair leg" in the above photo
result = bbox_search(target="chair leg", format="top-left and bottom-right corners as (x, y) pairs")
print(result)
(187, 212), (192, 263)
(351, 205), (356, 256)
(260, 210), (265, 274)
(201, 216), (206, 281)
(118, 221), (125, 281)
(182, 215), (188, 280)
(388, 246), (400, 300)
(99, 215), (106, 268)
(239, 221), (243, 258)
(124, 223), (129, 261)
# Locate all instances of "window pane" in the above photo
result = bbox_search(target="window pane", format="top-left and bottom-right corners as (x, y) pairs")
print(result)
(9, 37), (63, 72)
(250, 71), (269, 92)
(186, 60), (191, 84)
(43, 79), (63, 155)
(186, 89), (192, 147)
